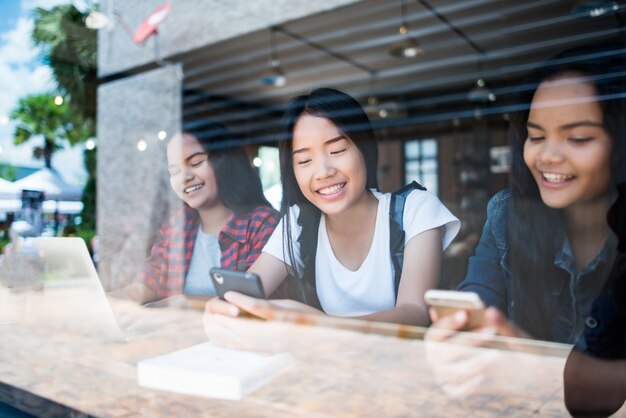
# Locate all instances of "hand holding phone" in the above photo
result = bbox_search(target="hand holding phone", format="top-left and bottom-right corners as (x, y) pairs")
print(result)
(209, 268), (266, 300)
(424, 290), (485, 330)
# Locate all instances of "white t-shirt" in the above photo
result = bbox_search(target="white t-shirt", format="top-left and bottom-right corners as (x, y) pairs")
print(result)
(262, 190), (460, 316)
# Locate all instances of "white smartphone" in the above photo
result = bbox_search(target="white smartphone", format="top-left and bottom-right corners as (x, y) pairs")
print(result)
(424, 289), (486, 329)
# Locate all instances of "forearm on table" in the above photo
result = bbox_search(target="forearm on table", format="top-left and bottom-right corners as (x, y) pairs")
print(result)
(564, 349), (626, 416)
(356, 303), (430, 326)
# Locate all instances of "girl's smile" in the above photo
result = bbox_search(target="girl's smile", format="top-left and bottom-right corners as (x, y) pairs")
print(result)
(316, 182), (346, 198)
(540, 172), (575, 184)
(184, 183), (205, 195)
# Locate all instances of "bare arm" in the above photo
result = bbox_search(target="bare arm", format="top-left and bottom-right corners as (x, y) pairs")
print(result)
(357, 227), (442, 326)
(248, 252), (290, 296)
(564, 349), (626, 416)
(208, 229), (442, 326)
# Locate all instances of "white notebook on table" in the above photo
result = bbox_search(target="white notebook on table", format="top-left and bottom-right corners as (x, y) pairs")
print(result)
(137, 342), (294, 400)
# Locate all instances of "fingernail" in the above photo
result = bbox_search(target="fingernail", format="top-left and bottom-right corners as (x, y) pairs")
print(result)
(229, 306), (238, 316)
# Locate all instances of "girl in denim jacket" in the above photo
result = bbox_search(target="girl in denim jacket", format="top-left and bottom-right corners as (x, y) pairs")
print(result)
(433, 45), (625, 343)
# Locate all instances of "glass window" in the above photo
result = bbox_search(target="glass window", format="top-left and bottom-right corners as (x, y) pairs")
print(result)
(404, 139), (438, 195)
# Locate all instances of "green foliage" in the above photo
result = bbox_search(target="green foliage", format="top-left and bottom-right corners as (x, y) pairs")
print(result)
(32, 4), (98, 128)
(74, 227), (96, 251)
(24, 2), (99, 230)
(80, 148), (97, 229)
(0, 164), (18, 181)
(9, 92), (87, 168)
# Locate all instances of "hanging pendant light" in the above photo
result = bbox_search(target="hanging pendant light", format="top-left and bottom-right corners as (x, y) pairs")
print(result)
(467, 53), (496, 103)
(261, 29), (287, 87)
(389, 0), (423, 58)
(467, 78), (496, 103)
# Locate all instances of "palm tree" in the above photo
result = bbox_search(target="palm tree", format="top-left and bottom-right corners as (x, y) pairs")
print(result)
(32, 4), (97, 130)
(10, 93), (88, 169)
(32, 4), (98, 227)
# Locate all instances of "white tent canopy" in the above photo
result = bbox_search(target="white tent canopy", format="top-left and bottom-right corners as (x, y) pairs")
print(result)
(0, 178), (19, 200)
(0, 199), (21, 213)
(0, 199), (83, 215)
(13, 168), (82, 201)
(42, 200), (84, 215)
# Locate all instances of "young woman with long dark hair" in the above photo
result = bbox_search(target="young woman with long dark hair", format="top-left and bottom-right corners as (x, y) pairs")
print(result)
(432, 45), (626, 343)
(129, 121), (279, 303)
(209, 88), (460, 325)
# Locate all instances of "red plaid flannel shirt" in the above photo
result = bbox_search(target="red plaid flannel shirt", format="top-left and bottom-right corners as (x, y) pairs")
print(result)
(137, 204), (279, 299)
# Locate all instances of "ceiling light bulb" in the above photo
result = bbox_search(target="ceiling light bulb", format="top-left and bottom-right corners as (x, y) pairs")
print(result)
(571, 0), (619, 17)
(389, 37), (423, 58)
(261, 63), (287, 87)
(403, 46), (420, 58)
(468, 79), (497, 103)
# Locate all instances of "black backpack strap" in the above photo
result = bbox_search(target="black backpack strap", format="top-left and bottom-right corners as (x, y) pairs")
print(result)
(297, 205), (322, 309)
(389, 181), (426, 301)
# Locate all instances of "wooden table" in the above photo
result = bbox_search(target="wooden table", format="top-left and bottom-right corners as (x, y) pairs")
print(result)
(1, 285), (623, 417)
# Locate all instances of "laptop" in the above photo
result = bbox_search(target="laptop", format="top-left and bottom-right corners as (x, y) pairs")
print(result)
(20, 237), (206, 342)
(11, 237), (127, 342)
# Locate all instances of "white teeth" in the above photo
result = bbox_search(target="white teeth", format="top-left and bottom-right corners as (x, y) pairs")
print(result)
(543, 172), (574, 183)
(184, 184), (203, 193)
(318, 183), (345, 195)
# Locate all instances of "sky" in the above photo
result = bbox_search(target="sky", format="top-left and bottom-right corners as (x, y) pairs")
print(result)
(0, 0), (90, 187)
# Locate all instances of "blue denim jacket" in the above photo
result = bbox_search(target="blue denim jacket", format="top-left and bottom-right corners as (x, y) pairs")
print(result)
(458, 189), (616, 343)
(575, 253), (626, 356)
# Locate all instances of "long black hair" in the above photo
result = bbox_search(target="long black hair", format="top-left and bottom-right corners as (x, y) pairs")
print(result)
(183, 120), (271, 215)
(508, 44), (626, 340)
(278, 88), (379, 295)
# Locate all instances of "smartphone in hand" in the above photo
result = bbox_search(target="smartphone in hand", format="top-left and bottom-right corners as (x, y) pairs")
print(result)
(209, 268), (266, 300)
(424, 289), (485, 330)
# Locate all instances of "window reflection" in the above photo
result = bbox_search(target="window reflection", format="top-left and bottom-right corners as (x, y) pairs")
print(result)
(1, 0), (625, 416)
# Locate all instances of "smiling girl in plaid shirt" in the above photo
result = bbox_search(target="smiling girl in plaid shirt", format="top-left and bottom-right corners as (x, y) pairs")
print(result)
(130, 122), (279, 303)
